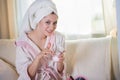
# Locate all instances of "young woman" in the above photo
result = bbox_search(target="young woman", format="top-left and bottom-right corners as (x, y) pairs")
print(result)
(15, 0), (65, 80)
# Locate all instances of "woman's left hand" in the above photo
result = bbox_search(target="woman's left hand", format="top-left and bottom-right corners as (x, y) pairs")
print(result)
(57, 53), (64, 73)
(58, 53), (64, 63)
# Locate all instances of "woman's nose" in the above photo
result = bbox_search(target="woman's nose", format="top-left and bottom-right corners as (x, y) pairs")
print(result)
(49, 25), (56, 30)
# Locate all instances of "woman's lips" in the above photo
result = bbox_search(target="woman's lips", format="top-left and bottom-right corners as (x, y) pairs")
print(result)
(47, 30), (53, 34)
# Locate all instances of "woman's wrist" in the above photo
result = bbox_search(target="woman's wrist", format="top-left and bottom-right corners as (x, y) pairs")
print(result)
(57, 62), (64, 73)
(36, 54), (44, 65)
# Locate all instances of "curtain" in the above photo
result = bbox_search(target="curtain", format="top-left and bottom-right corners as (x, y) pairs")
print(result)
(0, 0), (17, 39)
(116, 0), (120, 79)
(103, 0), (120, 80)
(102, 0), (117, 34)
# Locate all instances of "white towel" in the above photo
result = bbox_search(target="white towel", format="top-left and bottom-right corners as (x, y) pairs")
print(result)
(19, 0), (57, 36)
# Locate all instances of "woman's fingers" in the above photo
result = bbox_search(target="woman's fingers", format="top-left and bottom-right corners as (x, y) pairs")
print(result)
(42, 48), (52, 55)
(40, 48), (55, 60)
(58, 53), (64, 58)
(58, 53), (64, 63)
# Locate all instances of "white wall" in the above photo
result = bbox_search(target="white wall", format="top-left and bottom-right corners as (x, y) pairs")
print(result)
(116, 0), (120, 71)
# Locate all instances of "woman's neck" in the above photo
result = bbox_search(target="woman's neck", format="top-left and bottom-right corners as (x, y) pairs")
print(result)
(33, 30), (46, 40)
(28, 31), (47, 42)
(27, 31), (47, 50)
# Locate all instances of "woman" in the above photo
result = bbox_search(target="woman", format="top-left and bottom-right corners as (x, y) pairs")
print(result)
(15, 0), (65, 80)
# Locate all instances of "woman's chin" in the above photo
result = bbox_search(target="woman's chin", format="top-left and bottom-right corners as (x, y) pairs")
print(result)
(46, 32), (54, 36)
(46, 33), (52, 36)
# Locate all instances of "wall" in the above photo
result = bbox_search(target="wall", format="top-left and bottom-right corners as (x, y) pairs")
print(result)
(116, 0), (120, 71)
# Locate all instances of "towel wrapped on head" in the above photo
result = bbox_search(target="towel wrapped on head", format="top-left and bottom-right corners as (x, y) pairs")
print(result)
(20, 0), (57, 36)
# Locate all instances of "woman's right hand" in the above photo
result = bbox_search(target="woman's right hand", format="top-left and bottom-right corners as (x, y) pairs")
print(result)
(28, 48), (54, 79)
(38, 47), (55, 63)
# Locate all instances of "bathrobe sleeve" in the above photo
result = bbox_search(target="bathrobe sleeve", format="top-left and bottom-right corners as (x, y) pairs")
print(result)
(54, 32), (66, 79)
(15, 46), (32, 80)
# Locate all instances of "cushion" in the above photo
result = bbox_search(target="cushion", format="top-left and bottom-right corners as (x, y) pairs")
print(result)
(0, 39), (16, 67)
(0, 59), (18, 80)
(64, 36), (111, 80)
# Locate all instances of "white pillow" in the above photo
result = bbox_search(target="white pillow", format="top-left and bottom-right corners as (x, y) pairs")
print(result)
(0, 59), (18, 80)
(0, 39), (16, 67)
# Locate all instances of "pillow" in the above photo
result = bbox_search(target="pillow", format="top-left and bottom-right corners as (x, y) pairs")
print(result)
(0, 59), (18, 80)
(0, 39), (16, 67)
(65, 36), (111, 80)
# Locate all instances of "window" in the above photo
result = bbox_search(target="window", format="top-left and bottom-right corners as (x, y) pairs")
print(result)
(16, 0), (105, 39)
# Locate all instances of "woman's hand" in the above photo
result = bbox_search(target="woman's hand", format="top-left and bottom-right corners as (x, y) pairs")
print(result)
(58, 53), (64, 63)
(38, 48), (54, 62)
(38, 42), (54, 60)
(57, 52), (64, 73)
(28, 48), (54, 79)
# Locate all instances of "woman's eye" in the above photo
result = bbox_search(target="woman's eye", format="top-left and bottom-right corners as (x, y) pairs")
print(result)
(46, 21), (50, 24)
(53, 21), (57, 25)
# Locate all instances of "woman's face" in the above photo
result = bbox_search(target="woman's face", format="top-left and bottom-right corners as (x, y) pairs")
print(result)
(37, 13), (58, 36)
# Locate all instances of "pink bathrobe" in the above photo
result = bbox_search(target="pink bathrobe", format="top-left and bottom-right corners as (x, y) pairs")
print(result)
(15, 31), (65, 80)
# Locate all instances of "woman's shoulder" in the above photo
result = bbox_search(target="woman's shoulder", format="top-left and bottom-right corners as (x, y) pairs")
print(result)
(16, 33), (29, 42)
(15, 33), (31, 47)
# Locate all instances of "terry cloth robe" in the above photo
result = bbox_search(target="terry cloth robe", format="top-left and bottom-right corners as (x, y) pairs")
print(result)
(15, 31), (65, 80)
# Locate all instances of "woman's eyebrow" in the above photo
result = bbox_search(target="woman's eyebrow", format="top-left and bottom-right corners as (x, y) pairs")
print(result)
(53, 21), (57, 24)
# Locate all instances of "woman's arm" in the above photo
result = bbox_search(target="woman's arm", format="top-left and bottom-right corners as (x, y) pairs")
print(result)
(16, 45), (53, 80)
(28, 48), (53, 79)
(57, 53), (64, 73)
(27, 55), (42, 79)
(16, 47), (32, 80)
(57, 34), (65, 74)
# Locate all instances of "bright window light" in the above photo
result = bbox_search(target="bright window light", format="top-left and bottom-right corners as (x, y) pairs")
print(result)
(16, 0), (105, 38)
